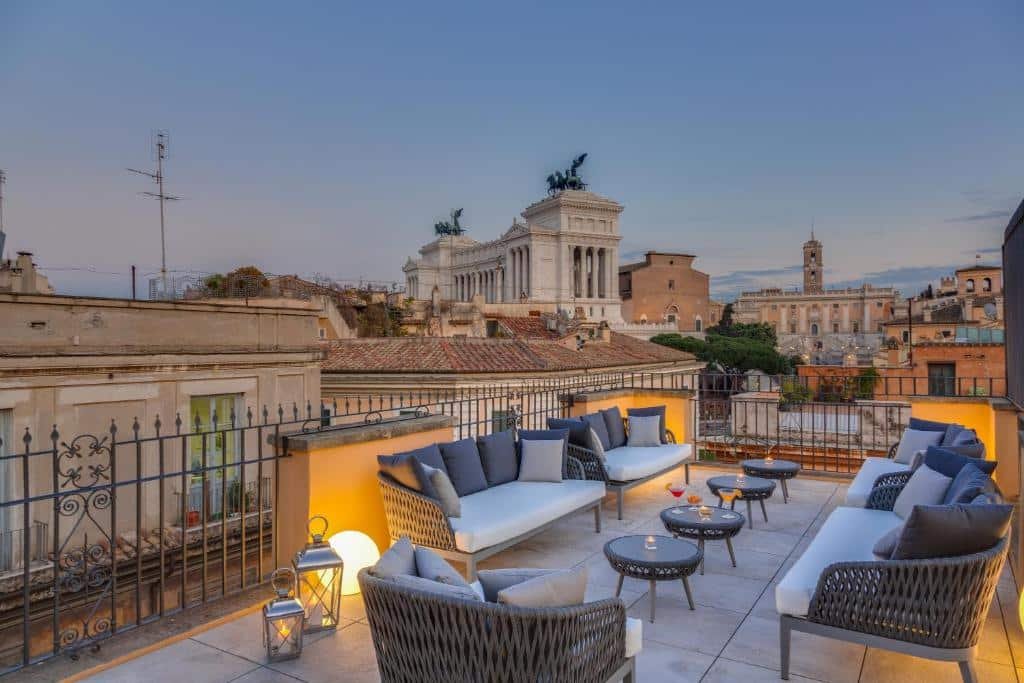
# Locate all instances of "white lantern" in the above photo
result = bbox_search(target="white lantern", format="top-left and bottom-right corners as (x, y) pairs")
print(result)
(293, 515), (344, 632)
(263, 568), (305, 662)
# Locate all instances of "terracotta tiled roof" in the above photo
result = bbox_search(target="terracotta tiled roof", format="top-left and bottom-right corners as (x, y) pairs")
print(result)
(320, 331), (694, 374)
(493, 315), (578, 340)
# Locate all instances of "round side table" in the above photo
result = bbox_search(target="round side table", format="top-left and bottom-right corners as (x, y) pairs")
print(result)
(741, 458), (801, 503)
(660, 506), (744, 575)
(603, 535), (702, 622)
(706, 475), (776, 529)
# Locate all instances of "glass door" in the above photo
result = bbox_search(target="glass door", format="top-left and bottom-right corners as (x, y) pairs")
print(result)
(188, 394), (243, 523)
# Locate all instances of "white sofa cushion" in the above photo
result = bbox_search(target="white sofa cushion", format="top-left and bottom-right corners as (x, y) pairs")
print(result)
(844, 457), (910, 507)
(624, 617), (643, 658)
(893, 428), (943, 464)
(604, 444), (692, 482)
(450, 480), (606, 553)
(775, 506), (902, 617)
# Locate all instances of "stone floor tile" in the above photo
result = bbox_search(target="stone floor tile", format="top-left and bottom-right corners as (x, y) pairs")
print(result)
(228, 667), (305, 682)
(702, 656), (819, 682)
(84, 639), (259, 683)
(729, 528), (803, 556)
(627, 594), (745, 656)
(860, 647), (1017, 683)
(191, 611), (337, 665)
(721, 615), (864, 683)
(632, 639), (714, 682)
(266, 622), (379, 683)
(699, 546), (787, 582)
(690, 570), (768, 614)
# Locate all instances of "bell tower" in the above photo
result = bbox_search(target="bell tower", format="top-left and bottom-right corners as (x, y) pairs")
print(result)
(803, 231), (823, 293)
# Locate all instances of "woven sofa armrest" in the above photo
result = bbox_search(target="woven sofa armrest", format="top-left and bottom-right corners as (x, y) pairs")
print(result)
(377, 473), (456, 551)
(568, 443), (610, 482)
(665, 428), (677, 444)
(566, 455), (586, 480)
(865, 483), (903, 511)
(807, 536), (1008, 649)
(887, 441), (899, 459)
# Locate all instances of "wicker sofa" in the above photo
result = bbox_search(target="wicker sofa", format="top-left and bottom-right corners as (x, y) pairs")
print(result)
(378, 439), (605, 580)
(845, 419), (987, 507)
(563, 417), (692, 520)
(777, 473), (1008, 682)
(359, 568), (639, 683)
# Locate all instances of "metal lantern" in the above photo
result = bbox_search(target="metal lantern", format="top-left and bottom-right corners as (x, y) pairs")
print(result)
(293, 515), (344, 632)
(263, 567), (305, 662)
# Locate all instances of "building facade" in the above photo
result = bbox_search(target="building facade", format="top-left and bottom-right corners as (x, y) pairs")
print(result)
(734, 234), (898, 364)
(619, 252), (711, 334)
(403, 190), (624, 323)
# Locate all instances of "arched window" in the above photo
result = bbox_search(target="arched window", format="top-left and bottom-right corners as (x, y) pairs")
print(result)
(983, 277), (992, 292)
(665, 305), (679, 324)
(810, 323), (819, 336)
(966, 279), (975, 293)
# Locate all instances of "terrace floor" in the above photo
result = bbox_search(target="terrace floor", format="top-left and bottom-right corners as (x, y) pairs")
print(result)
(77, 464), (1023, 683)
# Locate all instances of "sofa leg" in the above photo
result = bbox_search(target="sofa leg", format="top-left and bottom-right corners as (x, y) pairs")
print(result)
(594, 504), (602, 533)
(465, 557), (477, 582)
(780, 617), (792, 680)
(684, 462), (691, 485)
(622, 656), (636, 683)
(958, 658), (978, 683)
(617, 489), (624, 521)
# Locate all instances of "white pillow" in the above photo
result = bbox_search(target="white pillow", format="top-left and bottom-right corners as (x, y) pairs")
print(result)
(893, 428), (943, 465)
(518, 439), (564, 483)
(627, 415), (662, 447)
(587, 427), (607, 461)
(497, 565), (587, 607)
(892, 464), (951, 520)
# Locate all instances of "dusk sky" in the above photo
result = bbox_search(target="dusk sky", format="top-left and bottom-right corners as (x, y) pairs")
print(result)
(1, 2), (1020, 301)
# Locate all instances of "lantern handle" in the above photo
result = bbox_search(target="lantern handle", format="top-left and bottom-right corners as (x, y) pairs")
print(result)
(271, 567), (296, 598)
(307, 515), (329, 543)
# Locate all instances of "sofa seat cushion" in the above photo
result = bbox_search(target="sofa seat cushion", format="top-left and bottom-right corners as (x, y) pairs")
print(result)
(624, 617), (643, 659)
(776, 507), (902, 617)
(844, 457), (910, 507)
(449, 480), (606, 553)
(604, 444), (692, 482)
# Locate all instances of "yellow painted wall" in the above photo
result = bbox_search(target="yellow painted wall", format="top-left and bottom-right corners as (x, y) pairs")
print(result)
(909, 398), (1018, 497)
(278, 426), (455, 561)
(569, 391), (693, 446)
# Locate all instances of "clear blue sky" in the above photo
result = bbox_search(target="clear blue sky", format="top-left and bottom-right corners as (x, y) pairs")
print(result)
(1, 1), (1020, 300)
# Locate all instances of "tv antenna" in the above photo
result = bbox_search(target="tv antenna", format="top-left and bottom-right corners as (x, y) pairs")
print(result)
(0, 169), (6, 257)
(128, 131), (180, 296)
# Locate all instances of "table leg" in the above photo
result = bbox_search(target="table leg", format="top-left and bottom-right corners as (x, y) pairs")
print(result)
(698, 538), (705, 575)
(615, 574), (624, 598)
(746, 499), (753, 529)
(726, 536), (737, 567)
(760, 498), (768, 523)
(781, 478), (790, 503)
(682, 576), (695, 610)
(649, 581), (657, 623)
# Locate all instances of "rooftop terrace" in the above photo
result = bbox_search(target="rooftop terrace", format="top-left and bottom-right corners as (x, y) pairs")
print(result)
(58, 465), (1022, 683)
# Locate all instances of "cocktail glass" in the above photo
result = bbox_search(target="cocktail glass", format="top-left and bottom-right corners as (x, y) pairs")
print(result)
(666, 482), (687, 514)
(719, 487), (741, 519)
(686, 493), (703, 511)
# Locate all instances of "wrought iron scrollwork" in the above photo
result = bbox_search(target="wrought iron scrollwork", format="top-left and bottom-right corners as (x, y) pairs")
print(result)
(57, 434), (112, 490)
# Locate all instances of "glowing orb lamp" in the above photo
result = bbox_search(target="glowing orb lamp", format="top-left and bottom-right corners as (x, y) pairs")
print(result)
(328, 530), (381, 595)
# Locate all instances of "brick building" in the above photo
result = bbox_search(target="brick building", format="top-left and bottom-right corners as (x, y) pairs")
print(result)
(618, 252), (711, 334)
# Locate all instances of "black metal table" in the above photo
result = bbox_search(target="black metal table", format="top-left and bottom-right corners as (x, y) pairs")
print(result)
(603, 535), (702, 622)
(706, 475), (776, 529)
(660, 505), (745, 575)
(741, 458), (801, 503)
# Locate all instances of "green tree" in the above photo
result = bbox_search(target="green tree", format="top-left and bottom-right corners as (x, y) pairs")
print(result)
(650, 332), (792, 375)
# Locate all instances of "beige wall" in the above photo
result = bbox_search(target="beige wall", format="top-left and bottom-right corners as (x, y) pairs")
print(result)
(619, 253), (710, 332)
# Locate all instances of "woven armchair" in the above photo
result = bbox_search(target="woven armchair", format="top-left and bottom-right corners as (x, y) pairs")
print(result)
(572, 425), (690, 520)
(782, 474), (1009, 683)
(379, 455), (600, 579)
(359, 569), (636, 683)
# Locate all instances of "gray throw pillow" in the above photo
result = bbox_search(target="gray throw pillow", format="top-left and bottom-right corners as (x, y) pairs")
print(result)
(627, 406), (667, 444)
(439, 438), (488, 497)
(414, 546), (471, 589)
(421, 464), (461, 517)
(377, 452), (439, 500)
(601, 406), (627, 449)
(893, 428), (943, 465)
(477, 568), (557, 602)
(518, 429), (569, 477)
(626, 415), (662, 447)
(892, 464), (952, 520)
(581, 413), (612, 451)
(497, 565), (588, 608)
(872, 526), (902, 560)
(477, 430), (518, 486)
(370, 536), (416, 578)
(891, 503), (1012, 560)
(942, 463), (994, 505)
(391, 574), (481, 601)
(587, 428), (607, 461)
(518, 439), (564, 483)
